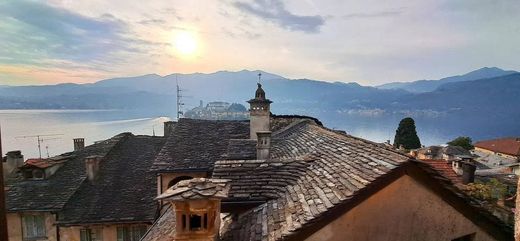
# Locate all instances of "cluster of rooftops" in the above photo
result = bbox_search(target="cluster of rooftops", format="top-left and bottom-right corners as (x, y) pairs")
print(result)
(4, 83), (514, 241)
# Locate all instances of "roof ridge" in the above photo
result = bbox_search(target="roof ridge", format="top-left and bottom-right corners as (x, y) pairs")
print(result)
(272, 118), (313, 138)
(314, 124), (411, 159)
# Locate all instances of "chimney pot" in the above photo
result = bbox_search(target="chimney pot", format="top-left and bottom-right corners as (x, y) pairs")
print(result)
(256, 131), (272, 160)
(73, 138), (85, 151)
(85, 156), (102, 181)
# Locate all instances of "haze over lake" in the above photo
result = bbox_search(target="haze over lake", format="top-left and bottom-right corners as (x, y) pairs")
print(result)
(0, 110), (169, 158)
(0, 109), (450, 158)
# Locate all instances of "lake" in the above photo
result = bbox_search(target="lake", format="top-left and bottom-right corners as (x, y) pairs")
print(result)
(0, 110), (170, 158)
(0, 109), (450, 159)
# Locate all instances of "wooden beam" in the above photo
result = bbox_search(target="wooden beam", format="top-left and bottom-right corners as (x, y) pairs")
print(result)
(0, 124), (8, 241)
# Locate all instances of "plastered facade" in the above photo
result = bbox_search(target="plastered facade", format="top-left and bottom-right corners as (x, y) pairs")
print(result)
(306, 175), (496, 241)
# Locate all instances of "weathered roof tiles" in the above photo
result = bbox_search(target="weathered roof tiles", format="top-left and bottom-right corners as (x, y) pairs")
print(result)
(157, 178), (230, 201)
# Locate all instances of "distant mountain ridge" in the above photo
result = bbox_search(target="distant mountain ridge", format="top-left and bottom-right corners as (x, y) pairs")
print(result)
(0, 68), (519, 143)
(377, 67), (517, 92)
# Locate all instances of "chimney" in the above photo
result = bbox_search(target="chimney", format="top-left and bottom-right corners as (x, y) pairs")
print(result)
(4, 151), (24, 175)
(73, 138), (85, 151)
(155, 178), (230, 241)
(256, 131), (271, 160)
(461, 161), (476, 184)
(164, 121), (177, 137)
(248, 82), (272, 140)
(85, 156), (102, 181)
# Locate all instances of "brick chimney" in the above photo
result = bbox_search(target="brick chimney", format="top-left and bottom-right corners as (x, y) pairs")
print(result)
(73, 138), (85, 151)
(256, 131), (271, 160)
(248, 82), (272, 140)
(164, 121), (177, 137)
(85, 156), (102, 181)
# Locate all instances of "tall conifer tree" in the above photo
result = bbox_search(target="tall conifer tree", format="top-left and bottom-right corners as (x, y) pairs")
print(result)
(393, 117), (421, 149)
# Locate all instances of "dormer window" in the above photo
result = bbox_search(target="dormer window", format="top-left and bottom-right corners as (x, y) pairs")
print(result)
(22, 168), (45, 180)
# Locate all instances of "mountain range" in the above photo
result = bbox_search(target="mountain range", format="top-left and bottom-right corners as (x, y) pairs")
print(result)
(377, 67), (517, 92)
(0, 67), (519, 143)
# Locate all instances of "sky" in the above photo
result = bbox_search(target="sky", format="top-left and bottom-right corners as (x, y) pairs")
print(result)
(0, 0), (519, 86)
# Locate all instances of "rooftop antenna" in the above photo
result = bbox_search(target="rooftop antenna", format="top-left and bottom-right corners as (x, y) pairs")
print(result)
(15, 134), (63, 159)
(258, 72), (262, 84)
(152, 125), (156, 137)
(176, 74), (187, 120)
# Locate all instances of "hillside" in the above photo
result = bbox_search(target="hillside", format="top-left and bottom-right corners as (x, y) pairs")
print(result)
(0, 69), (519, 142)
(377, 67), (517, 92)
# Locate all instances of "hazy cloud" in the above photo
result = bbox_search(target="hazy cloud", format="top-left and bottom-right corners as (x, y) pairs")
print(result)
(0, 0), (142, 67)
(233, 0), (325, 33)
(343, 10), (402, 19)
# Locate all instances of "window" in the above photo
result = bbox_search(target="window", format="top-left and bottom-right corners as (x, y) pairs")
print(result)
(180, 213), (209, 231)
(189, 214), (202, 230)
(452, 233), (476, 241)
(33, 170), (44, 179)
(117, 225), (147, 241)
(80, 228), (103, 241)
(22, 214), (46, 240)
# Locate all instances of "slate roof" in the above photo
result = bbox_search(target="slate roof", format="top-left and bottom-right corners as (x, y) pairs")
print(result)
(143, 119), (412, 241)
(222, 139), (257, 160)
(5, 133), (127, 212)
(218, 120), (410, 241)
(58, 134), (165, 225)
(156, 178), (230, 201)
(475, 137), (520, 157)
(151, 119), (250, 172)
(143, 118), (513, 241)
(150, 117), (318, 173)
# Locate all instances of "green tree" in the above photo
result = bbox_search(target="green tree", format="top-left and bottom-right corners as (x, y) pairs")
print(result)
(393, 117), (421, 149)
(447, 136), (474, 150)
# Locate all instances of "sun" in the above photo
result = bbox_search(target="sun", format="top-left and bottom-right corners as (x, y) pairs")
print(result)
(173, 31), (198, 56)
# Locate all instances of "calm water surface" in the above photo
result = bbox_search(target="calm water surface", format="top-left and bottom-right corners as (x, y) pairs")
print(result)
(0, 109), (448, 159)
(0, 110), (170, 158)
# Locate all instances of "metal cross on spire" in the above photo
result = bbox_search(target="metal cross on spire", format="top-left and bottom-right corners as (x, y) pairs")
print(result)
(258, 72), (262, 84)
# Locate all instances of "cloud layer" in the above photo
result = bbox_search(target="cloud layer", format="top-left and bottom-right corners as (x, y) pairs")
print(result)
(233, 0), (325, 33)
(0, 0), (519, 86)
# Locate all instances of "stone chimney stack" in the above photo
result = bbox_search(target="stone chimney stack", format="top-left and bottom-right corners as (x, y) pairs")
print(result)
(461, 161), (476, 184)
(256, 131), (272, 160)
(73, 138), (85, 151)
(85, 156), (102, 182)
(4, 151), (24, 175)
(164, 121), (176, 137)
(248, 81), (272, 140)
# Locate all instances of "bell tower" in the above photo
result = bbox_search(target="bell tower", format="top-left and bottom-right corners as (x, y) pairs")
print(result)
(248, 73), (272, 140)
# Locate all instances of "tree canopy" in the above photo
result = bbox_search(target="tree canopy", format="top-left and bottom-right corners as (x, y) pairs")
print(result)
(227, 103), (247, 112)
(393, 117), (421, 149)
(447, 136), (474, 150)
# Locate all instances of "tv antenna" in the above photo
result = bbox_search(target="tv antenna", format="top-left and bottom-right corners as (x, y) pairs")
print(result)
(16, 134), (63, 159)
(176, 75), (188, 120)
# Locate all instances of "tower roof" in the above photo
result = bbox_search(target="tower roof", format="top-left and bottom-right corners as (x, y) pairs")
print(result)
(248, 83), (272, 104)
